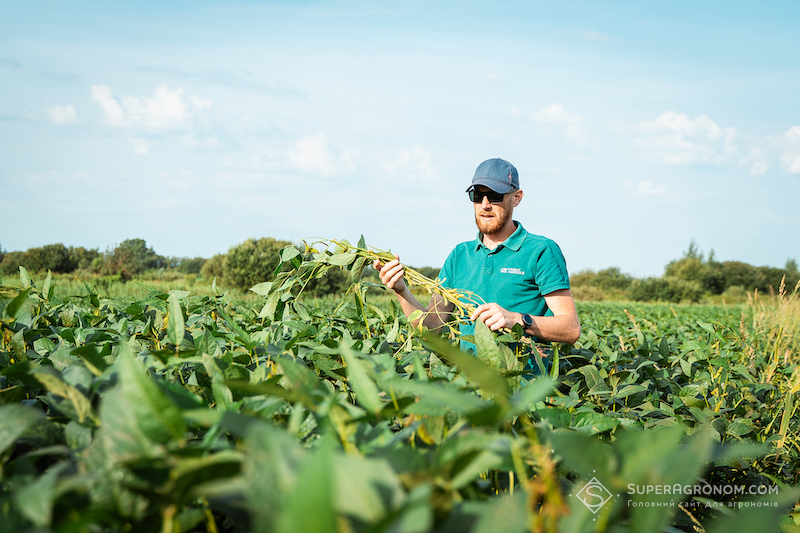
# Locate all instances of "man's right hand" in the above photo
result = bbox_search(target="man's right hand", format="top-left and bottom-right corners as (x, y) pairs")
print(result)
(373, 254), (407, 294)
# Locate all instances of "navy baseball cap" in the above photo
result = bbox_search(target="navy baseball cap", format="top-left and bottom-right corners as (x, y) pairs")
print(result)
(466, 158), (519, 194)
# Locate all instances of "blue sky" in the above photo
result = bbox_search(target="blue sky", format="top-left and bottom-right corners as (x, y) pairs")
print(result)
(2, 0), (798, 277)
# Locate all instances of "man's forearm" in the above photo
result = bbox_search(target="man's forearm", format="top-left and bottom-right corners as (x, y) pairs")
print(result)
(393, 287), (449, 332)
(522, 312), (581, 344)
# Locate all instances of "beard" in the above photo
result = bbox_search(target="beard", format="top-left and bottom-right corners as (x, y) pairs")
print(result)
(475, 207), (511, 235)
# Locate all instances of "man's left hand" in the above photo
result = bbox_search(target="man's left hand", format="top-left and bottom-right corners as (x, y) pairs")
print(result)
(470, 303), (520, 331)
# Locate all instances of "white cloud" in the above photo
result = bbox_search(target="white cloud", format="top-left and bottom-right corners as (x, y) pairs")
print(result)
(530, 103), (591, 147)
(47, 104), (79, 124)
(485, 72), (498, 82)
(780, 125), (800, 174)
(623, 180), (668, 197)
(630, 111), (737, 164)
(750, 160), (768, 176)
(91, 84), (212, 131)
(738, 146), (769, 176)
(91, 85), (126, 125)
(287, 134), (357, 177)
(181, 134), (218, 149)
(131, 138), (150, 155)
(379, 146), (437, 182)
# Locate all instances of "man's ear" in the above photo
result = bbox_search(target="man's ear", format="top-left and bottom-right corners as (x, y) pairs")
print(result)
(512, 189), (524, 206)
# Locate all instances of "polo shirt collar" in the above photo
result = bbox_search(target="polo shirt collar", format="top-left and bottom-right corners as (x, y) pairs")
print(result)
(472, 221), (527, 252)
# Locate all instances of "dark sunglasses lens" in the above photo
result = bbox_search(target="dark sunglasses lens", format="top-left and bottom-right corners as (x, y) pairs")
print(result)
(468, 189), (504, 203)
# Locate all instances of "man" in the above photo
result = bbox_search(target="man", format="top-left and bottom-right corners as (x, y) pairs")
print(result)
(374, 157), (581, 347)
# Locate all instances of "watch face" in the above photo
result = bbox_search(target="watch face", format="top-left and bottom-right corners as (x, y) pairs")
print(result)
(522, 314), (533, 328)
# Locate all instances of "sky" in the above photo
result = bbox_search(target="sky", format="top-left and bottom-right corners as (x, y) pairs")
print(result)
(1, 0), (799, 277)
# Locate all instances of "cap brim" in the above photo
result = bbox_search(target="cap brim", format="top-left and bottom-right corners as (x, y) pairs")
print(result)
(466, 178), (517, 194)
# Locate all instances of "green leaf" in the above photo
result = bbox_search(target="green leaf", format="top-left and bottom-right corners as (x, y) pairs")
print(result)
(386, 379), (487, 415)
(0, 404), (44, 455)
(333, 454), (405, 523)
(42, 270), (53, 301)
(579, 364), (609, 392)
(508, 376), (554, 419)
(13, 462), (68, 527)
(727, 418), (755, 437)
(326, 252), (357, 267)
(32, 370), (98, 426)
(250, 281), (273, 296)
(386, 316), (400, 343)
(245, 421), (307, 533)
(167, 292), (185, 347)
(280, 245), (301, 263)
(19, 265), (32, 288)
(473, 319), (516, 371)
(341, 345), (383, 414)
(4, 288), (32, 319)
(116, 342), (186, 444)
(277, 437), (338, 533)
(423, 332), (508, 400)
(216, 304), (253, 349)
(71, 344), (109, 376)
(614, 384), (648, 399)
(573, 411), (621, 434)
(351, 256), (367, 282)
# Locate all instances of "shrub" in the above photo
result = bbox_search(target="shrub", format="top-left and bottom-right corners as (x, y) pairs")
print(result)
(571, 285), (605, 301)
(571, 267), (634, 292)
(305, 266), (350, 296)
(105, 239), (165, 276)
(0, 251), (25, 276)
(721, 285), (747, 302)
(627, 276), (703, 303)
(23, 243), (73, 273)
(68, 246), (101, 271)
(201, 253), (226, 282)
(179, 257), (206, 274)
(224, 237), (292, 290)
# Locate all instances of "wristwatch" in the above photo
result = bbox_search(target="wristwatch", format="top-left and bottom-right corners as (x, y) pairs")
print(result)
(520, 313), (533, 329)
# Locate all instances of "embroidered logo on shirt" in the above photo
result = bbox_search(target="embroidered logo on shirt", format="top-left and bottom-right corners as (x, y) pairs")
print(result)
(500, 267), (525, 275)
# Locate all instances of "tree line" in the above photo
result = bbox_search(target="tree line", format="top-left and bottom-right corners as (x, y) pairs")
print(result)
(2, 238), (796, 302)
(570, 241), (799, 302)
(0, 240), (205, 280)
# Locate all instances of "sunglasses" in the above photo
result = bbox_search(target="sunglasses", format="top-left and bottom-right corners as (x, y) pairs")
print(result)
(468, 188), (506, 204)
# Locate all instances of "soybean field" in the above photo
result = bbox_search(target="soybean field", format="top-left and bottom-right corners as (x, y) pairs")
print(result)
(1, 239), (799, 533)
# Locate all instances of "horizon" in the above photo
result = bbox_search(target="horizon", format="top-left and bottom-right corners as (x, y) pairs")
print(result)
(2, 1), (798, 278)
(1, 235), (794, 278)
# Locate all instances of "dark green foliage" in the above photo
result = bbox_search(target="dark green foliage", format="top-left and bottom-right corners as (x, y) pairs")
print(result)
(627, 276), (704, 302)
(67, 246), (100, 271)
(22, 243), (73, 273)
(0, 251), (24, 276)
(224, 237), (292, 290)
(165, 256), (207, 274)
(665, 242), (800, 296)
(105, 238), (165, 276)
(571, 267), (635, 292)
(201, 253), (226, 281)
(304, 265), (350, 296)
(416, 266), (441, 280)
(0, 263), (797, 532)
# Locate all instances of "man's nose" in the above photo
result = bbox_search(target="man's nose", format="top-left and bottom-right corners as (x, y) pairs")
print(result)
(481, 196), (492, 208)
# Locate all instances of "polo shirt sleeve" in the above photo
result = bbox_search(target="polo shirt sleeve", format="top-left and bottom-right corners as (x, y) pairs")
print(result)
(535, 240), (571, 295)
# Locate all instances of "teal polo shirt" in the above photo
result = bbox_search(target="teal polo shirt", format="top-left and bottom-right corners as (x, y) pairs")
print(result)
(438, 222), (571, 344)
